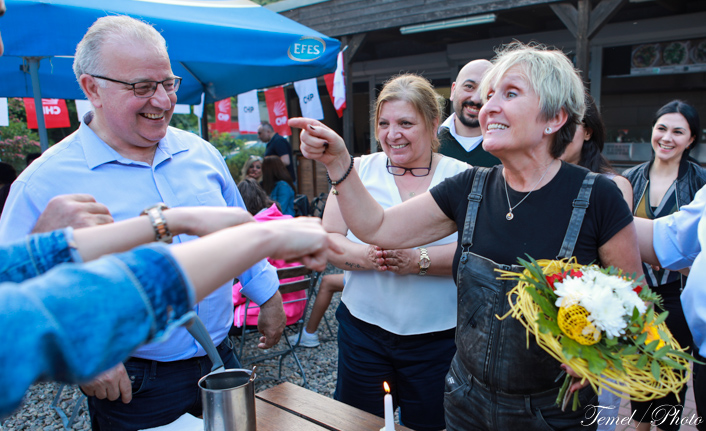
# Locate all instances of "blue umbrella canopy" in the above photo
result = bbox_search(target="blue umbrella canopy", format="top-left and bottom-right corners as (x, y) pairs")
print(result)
(0, 0), (340, 104)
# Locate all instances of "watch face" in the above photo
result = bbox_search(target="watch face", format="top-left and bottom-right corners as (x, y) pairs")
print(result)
(420, 257), (431, 269)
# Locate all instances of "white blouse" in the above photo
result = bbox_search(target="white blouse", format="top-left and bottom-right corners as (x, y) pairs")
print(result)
(342, 151), (469, 335)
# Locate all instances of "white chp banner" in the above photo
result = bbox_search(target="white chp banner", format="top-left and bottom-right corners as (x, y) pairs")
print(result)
(237, 90), (260, 134)
(332, 51), (346, 110)
(75, 100), (93, 122)
(293, 78), (324, 120)
(172, 104), (192, 115)
(0, 98), (8, 127)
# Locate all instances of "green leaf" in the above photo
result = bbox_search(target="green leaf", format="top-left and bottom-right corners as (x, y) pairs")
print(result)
(539, 315), (561, 336)
(657, 328), (672, 345)
(670, 350), (703, 364)
(584, 349), (608, 374)
(611, 358), (626, 372)
(622, 345), (639, 356)
(644, 310), (654, 324)
(637, 354), (649, 369)
(660, 358), (687, 370)
(632, 307), (640, 321)
(653, 346), (669, 359)
(634, 332), (648, 345)
(562, 338), (582, 360)
(651, 359), (661, 381)
(653, 311), (669, 326)
(526, 291), (557, 318)
(603, 337), (618, 348)
(644, 340), (659, 353)
(636, 314), (645, 327)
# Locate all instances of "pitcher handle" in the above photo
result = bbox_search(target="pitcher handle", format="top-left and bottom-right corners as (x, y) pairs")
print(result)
(185, 315), (224, 372)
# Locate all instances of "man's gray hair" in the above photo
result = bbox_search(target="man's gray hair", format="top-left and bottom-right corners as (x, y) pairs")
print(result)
(73, 15), (167, 82)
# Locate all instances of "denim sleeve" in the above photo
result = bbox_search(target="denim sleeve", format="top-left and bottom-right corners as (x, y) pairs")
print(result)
(0, 244), (195, 419)
(270, 181), (286, 203)
(0, 229), (76, 284)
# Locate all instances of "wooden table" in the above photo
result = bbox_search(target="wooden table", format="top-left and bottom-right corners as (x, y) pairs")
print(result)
(256, 382), (415, 431)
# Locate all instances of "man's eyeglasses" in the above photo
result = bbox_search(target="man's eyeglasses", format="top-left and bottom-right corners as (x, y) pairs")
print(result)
(91, 75), (182, 98)
(386, 153), (433, 177)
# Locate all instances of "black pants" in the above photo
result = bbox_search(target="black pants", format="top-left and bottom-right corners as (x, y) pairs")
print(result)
(88, 337), (239, 431)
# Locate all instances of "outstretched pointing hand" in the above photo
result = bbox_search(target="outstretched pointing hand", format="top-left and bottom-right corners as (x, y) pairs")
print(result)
(288, 118), (350, 173)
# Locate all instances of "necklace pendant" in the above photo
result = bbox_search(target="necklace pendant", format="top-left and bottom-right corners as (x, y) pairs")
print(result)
(409, 191), (415, 197)
(506, 212), (514, 221)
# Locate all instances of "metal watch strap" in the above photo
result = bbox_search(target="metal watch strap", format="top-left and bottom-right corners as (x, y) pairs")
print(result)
(418, 247), (430, 276)
(140, 203), (173, 244)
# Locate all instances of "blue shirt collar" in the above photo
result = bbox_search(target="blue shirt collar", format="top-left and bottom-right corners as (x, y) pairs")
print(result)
(78, 116), (190, 170)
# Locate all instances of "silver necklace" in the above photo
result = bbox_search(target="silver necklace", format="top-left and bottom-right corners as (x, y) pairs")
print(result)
(503, 160), (555, 221)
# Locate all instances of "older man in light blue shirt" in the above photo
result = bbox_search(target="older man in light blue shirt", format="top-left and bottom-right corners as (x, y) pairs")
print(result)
(636, 184), (706, 429)
(0, 115), (280, 355)
(0, 15), (284, 431)
(641, 185), (706, 352)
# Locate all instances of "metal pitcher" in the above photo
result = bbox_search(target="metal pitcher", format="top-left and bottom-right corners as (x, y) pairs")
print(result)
(198, 368), (257, 431)
(184, 315), (257, 431)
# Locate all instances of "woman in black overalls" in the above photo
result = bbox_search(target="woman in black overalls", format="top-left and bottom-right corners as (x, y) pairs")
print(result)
(291, 42), (642, 430)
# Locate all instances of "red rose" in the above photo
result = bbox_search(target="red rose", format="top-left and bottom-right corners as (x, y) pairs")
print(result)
(569, 269), (583, 278)
(546, 273), (564, 290)
(633, 285), (643, 294)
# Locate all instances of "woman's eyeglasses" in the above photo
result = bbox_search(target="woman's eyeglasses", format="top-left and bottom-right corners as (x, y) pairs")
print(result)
(386, 153), (432, 177)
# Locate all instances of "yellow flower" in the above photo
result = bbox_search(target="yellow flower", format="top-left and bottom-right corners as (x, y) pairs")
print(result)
(643, 323), (665, 349)
(558, 304), (601, 345)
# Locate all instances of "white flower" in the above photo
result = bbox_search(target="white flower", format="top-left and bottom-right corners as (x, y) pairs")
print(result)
(553, 266), (644, 338)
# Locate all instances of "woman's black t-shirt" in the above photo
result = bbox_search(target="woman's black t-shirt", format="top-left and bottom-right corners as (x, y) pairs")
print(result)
(430, 162), (633, 279)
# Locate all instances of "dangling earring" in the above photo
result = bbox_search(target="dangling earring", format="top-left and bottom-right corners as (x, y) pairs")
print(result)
(545, 127), (552, 134)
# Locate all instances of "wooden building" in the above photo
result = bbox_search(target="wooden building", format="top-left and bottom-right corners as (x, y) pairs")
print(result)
(271, 0), (706, 196)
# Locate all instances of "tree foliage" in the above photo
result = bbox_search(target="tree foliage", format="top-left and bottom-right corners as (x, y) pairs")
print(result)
(207, 130), (265, 183)
(0, 99), (41, 172)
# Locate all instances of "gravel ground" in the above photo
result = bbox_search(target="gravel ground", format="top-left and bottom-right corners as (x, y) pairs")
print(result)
(1, 268), (342, 431)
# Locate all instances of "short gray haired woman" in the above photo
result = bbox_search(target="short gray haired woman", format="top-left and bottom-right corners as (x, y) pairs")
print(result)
(291, 42), (642, 430)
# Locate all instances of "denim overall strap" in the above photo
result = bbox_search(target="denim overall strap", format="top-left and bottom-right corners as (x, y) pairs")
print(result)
(556, 171), (597, 259)
(460, 167), (491, 251)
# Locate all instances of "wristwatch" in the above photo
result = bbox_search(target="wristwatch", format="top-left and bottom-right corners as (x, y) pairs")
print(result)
(140, 203), (173, 244)
(418, 247), (430, 276)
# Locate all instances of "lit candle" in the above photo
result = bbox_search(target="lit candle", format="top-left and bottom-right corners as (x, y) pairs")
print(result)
(383, 381), (394, 431)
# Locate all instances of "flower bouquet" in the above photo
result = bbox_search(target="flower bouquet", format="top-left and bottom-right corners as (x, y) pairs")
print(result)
(497, 256), (695, 411)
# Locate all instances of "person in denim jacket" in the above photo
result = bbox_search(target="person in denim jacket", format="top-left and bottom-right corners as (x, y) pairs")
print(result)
(0, 206), (335, 419)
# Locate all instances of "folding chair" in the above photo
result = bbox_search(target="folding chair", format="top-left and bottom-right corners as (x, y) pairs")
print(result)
(230, 265), (320, 388)
(293, 194), (310, 217)
(309, 192), (328, 218)
(51, 384), (86, 430)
